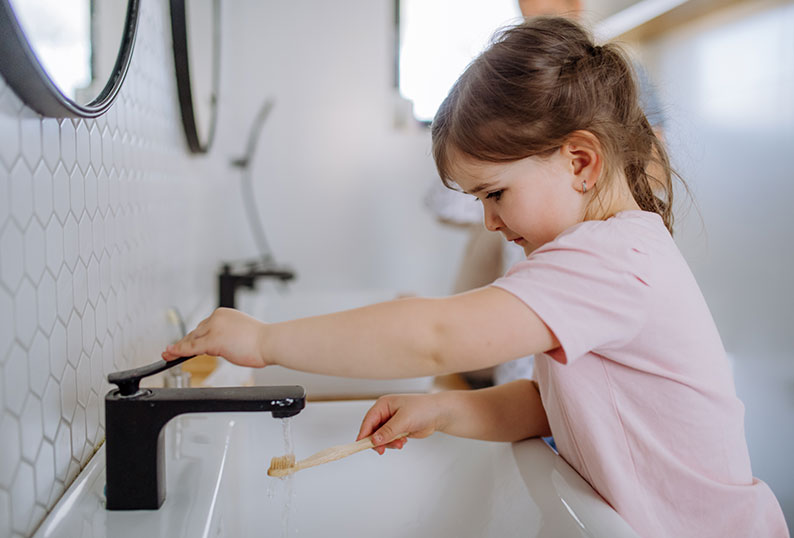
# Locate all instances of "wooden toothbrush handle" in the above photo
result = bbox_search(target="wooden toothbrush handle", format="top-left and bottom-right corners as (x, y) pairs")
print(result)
(295, 433), (408, 471)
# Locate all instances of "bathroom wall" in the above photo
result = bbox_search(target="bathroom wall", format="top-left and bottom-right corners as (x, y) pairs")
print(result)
(0, 4), (236, 536)
(638, 0), (794, 526)
(218, 0), (464, 296)
(0, 0), (463, 536)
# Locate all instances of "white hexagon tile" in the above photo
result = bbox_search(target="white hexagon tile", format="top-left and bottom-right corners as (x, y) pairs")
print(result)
(0, 1), (243, 537)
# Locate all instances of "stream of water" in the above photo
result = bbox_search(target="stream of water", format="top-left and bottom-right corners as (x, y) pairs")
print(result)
(267, 417), (297, 537)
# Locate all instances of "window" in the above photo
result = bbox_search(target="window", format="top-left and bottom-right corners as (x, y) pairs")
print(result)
(397, 0), (522, 123)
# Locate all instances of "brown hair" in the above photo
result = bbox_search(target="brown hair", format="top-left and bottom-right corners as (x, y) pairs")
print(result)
(431, 17), (681, 233)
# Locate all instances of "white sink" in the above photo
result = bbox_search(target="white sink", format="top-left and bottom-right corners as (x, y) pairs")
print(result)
(35, 400), (639, 537)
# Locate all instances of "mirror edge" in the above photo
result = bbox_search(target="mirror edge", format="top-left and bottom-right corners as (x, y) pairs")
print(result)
(170, 0), (221, 154)
(0, 0), (141, 118)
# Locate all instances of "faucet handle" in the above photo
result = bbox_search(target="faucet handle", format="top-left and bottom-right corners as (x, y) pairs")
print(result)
(108, 356), (195, 396)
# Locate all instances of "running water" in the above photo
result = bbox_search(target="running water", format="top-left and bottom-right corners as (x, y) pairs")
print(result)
(282, 417), (294, 457)
(266, 417), (297, 537)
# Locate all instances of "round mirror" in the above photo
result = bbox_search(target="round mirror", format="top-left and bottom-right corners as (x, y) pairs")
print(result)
(0, 0), (139, 118)
(170, 0), (220, 154)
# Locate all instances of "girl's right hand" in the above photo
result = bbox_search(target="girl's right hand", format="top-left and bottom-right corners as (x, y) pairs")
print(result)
(161, 308), (268, 368)
(357, 393), (450, 455)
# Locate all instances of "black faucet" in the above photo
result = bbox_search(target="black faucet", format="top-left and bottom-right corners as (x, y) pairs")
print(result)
(218, 260), (295, 309)
(104, 355), (305, 510)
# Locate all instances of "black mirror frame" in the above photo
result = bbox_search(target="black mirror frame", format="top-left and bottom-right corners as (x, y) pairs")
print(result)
(0, 0), (140, 118)
(170, 0), (221, 154)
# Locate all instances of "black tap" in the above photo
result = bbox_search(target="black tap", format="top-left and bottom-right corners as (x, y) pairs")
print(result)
(218, 261), (295, 309)
(104, 355), (305, 510)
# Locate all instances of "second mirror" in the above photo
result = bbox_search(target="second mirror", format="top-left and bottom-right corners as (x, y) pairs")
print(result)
(170, 0), (220, 153)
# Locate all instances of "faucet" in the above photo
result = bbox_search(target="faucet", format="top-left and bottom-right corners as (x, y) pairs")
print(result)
(220, 98), (297, 310)
(104, 355), (305, 510)
(218, 261), (295, 309)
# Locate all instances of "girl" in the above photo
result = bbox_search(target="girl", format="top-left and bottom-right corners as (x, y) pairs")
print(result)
(164, 17), (788, 537)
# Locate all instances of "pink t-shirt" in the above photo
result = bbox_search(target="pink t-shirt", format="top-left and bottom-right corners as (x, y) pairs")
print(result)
(492, 210), (788, 538)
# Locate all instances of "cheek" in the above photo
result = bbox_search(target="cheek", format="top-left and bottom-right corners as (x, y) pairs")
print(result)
(526, 211), (561, 244)
(513, 194), (575, 244)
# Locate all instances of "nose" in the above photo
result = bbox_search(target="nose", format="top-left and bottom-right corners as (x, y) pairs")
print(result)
(483, 204), (503, 232)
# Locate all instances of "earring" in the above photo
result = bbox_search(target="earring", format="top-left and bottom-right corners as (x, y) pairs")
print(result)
(582, 180), (587, 194)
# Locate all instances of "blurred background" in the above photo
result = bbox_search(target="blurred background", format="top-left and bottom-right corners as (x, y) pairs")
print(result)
(0, 0), (791, 535)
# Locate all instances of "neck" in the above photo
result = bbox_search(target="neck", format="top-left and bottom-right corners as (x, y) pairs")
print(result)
(584, 173), (642, 221)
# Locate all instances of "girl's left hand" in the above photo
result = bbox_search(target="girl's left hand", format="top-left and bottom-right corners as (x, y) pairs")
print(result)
(357, 393), (449, 455)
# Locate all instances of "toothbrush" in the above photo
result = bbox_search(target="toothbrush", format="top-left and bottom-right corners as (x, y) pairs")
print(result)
(267, 433), (409, 477)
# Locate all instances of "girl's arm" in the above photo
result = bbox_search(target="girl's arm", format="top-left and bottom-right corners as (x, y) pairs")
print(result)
(163, 287), (558, 379)
(358, 379), (552, 453)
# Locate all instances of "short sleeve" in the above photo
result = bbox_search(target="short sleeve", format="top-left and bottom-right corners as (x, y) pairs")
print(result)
(491, 222), (652, 364)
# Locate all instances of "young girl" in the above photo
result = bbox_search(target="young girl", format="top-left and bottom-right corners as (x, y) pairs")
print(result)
(164, 17), (788, 537)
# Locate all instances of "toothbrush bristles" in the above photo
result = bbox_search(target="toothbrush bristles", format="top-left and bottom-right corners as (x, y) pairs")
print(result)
(267, 454), (296, 476)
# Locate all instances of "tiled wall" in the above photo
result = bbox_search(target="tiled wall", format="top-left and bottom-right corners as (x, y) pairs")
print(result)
(0, 3), (243, 536)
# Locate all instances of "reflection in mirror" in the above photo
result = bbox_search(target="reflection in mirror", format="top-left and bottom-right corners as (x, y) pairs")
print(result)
(12, 0), (127, 103)
(171, 0), (220, 154)
(0, 0), (139, 117)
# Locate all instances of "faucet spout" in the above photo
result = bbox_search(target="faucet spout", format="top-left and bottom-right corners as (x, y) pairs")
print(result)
(104, 357), (305, 510)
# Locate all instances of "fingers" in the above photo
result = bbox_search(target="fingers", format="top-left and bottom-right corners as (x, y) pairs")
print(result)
(371, 438), (407, 455)
(356, 393), (443, 455)
(163, 331), (200, 360)
(371, 420), (410, 455)
(357, 398), (392, 440)
(162, 308), (227, 361)
(162, 323), (211, 361)
(356, 397), (410, 455)
(371, 420), (399, 447)
(381, 437), (408, 451)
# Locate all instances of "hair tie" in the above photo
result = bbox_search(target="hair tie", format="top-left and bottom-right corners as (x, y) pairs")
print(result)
(589, 44), (603, 57)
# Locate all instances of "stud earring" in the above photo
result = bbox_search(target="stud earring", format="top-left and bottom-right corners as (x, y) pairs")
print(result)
(582, 180), (587, 194)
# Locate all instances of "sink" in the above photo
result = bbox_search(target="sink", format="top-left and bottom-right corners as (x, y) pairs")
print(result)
(34, 400), (639, 537)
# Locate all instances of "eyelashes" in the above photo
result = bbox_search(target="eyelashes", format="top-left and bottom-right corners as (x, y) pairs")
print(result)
(471, 189), (504, 203)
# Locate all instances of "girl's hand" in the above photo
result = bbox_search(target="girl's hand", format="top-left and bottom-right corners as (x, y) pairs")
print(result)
(161, 308), (268, 368)
(357, 393), (450, 455)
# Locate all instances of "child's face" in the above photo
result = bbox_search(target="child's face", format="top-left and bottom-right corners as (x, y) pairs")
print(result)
(453, 151), (586, 255)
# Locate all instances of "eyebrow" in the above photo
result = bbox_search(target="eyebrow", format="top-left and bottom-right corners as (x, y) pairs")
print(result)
(465, 182), (496, 196)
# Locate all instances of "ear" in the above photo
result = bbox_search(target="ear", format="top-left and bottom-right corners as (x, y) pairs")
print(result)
(560, 130), (602, 194)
